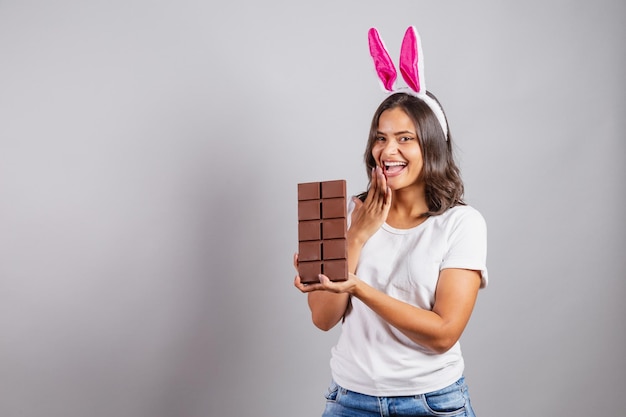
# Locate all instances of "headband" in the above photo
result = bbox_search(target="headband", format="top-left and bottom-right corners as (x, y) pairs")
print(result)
(368, 26), (448, 138)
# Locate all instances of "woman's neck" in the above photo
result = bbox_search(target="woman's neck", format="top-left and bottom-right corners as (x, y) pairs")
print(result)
(386, 187), (429, 229)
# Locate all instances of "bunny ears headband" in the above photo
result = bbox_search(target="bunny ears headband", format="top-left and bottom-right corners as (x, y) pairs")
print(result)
(368, 26), (448, 138)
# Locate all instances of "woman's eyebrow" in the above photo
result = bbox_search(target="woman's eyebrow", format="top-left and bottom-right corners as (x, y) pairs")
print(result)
(377, 130), (415, 136)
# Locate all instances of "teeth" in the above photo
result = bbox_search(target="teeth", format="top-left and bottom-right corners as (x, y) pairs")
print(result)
(384, 161), (406, 167)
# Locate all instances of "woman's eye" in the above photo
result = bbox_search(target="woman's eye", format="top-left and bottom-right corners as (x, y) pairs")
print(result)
(399, 136), (413, 142)
(375, 136), (385, 142)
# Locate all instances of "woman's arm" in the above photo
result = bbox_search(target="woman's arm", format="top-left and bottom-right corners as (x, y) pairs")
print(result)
(352, 267), (481, 353)
(300, 267), (481, 353)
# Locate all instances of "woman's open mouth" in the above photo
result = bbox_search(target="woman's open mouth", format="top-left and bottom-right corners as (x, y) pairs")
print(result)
(383, 161), (407, 177)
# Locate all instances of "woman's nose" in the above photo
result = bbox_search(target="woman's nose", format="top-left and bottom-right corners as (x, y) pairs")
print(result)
(382, 140), (398, 154)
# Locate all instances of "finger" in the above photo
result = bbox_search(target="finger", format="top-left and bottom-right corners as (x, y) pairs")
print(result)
(375, 166), (388, 205)
(364, 167), (378, 205)
(293, 253), (299, 269)
(364, 167), (383, 209)
(368, 166), (385, 208)
(294, 275), (317, 292)
(293, 274), (303, 290)
(318, 274), (331, 285)
(384, 185), (392, 207)
(351, 196), (363, 218)
(295, 279), (325, 293)
(299, 274), (333, 292)
(318, 274), (344, 293)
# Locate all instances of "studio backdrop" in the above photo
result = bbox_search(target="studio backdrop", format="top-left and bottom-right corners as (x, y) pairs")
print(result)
(0, 1), (624, 416)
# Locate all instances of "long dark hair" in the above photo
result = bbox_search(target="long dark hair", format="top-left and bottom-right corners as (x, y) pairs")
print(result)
(359, 92), (465, 217)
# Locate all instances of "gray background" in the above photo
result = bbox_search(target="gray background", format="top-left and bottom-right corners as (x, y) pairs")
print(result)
(1, 1), (624, 416)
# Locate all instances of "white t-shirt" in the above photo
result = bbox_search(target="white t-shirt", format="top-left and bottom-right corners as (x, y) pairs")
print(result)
(330, 203), (488, 396)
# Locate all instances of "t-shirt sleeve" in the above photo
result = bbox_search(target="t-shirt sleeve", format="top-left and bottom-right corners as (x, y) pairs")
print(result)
(440, 208), (489, 288)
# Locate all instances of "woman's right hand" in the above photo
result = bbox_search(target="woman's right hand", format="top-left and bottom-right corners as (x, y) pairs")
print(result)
(348, 166), (392, 246)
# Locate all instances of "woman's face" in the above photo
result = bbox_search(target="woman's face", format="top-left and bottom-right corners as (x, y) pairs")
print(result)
(371, 107), (424, 191)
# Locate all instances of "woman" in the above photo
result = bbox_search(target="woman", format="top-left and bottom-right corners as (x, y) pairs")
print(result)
(294, 91), (488, 417)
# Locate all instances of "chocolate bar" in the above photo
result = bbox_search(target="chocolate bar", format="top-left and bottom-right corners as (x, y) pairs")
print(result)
(297, 180), (348, 284)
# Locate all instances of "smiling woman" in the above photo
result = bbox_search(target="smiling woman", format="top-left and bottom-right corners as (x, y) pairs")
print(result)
(293, 27), (488, 417)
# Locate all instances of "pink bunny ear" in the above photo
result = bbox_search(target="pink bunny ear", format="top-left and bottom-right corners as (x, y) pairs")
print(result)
(366, 26), (449, 139)
(368, 28), (397, 92)
(399, 26), (425, 94)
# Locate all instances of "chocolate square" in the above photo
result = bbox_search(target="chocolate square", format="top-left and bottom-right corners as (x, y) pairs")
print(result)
(322, 198), (346, 219)
(298, 261), (322, 284)
(323, 259), (348, 281)
(322, 218), (347, 239)
(323, 239), (347, 260)
(298, 220), (321, 241)
(321, 180), (346, 198)
(298, 200), (321, 221)
(298, 241), (322, 262)
(298, 182), (320, 200)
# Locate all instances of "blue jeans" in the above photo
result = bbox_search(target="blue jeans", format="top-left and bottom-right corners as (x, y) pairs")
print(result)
(321, 376), (476, 417)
